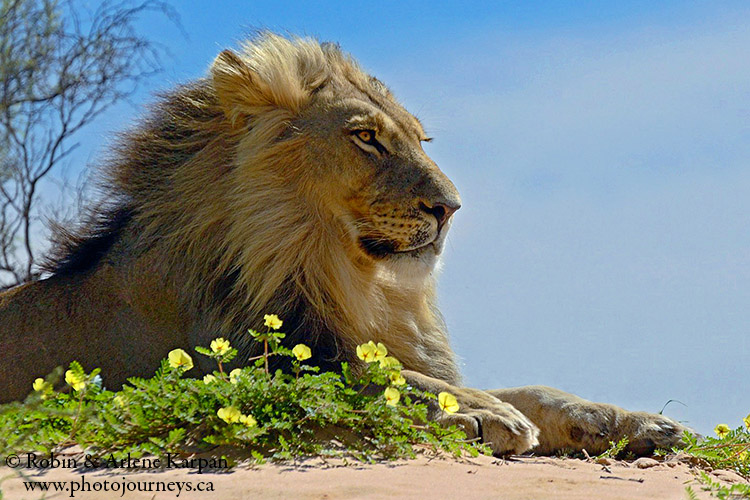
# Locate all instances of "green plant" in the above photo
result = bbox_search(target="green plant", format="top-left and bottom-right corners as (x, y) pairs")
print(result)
(680, 419), (750, 499)
(683, 423), (750, 477)
(692, 471), (750, 499)
(0, 317), (489, 465)
(595, 436), (630, 460)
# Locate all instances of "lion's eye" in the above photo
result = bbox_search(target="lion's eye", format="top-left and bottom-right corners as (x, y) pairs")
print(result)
(351, 129), (387, 156)
(355, 129), (375, 144)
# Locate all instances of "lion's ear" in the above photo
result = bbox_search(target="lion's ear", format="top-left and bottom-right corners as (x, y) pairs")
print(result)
(211, 49), (277, 126)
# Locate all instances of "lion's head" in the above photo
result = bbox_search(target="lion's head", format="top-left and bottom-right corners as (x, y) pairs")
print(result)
(210, 36), (461, 274)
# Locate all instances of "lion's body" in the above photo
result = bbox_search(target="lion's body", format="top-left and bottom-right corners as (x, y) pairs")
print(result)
(0, 34), (687, 456)
(0, 259), (186, 397)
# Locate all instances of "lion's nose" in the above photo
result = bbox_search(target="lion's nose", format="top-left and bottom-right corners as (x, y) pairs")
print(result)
(419, 200), (460, 232)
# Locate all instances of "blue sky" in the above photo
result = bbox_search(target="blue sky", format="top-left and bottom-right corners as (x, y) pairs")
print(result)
(65, 1), (749, 434)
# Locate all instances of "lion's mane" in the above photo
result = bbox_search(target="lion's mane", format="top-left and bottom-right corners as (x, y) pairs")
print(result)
(41, 34), (459, 380)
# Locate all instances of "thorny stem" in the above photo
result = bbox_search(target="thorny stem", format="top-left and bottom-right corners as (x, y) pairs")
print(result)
(355, 381), (371, 398)
(264, 338), (269, 376)
(247, 353), (279, 362)
(66, 390), (86, 442)
(692, 442), (750, 451)
(728, 444), (750, 461)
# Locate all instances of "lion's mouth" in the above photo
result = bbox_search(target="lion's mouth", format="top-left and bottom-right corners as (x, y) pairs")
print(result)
(359, 237), (397, 258)
(356, 216), (452, 259)
(358, 236), (438, 259)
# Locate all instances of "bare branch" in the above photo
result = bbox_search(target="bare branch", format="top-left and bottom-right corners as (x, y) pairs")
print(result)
(0, 0), (179, 286)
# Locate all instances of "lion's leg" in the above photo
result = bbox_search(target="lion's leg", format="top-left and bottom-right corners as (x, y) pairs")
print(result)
(402, 370), (540, 455)
(487, 385), (688, 456)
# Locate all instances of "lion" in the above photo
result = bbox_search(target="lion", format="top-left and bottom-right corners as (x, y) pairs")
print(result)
(0, 33), (687, 456)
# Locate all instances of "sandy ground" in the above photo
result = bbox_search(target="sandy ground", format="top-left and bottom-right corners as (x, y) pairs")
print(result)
(2, 453), (747, 500)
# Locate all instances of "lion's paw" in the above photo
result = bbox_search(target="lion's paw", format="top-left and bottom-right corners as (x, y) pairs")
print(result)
(443, 389), (540, 455)
(485, 386), (691, 456)
(621, 411), (690, 456)
(555, 403), (690, 456)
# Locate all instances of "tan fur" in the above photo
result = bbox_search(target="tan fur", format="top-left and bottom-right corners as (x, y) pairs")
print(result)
(0, 34), (687, 456)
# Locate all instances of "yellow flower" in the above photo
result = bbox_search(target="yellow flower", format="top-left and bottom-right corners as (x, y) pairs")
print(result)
(114, 395), (125, 407)
(292, 344), (312, 361)
(203, 374), (217, 384)
(65, 370), (86, 391)
(356, 343), (376, 362)
(379, 356), (401, 369)
(744, 414), (750, 431)
(239, 414), (257, 428)
(389, 371), (406, 386)
(356, 341), (388, 363)
(210, 337), (231, 355)
(438, 392), (460, 414)
(384, 387), (400, 406)
(372, 342), (388, 361)
(229, 368), (242, 384)
(33, 378), (50, 392)
(263, 314), (283, 330)
(714, 423), (731, 439)
(217, 406), (242, 424)
(168, 349), (193, 371)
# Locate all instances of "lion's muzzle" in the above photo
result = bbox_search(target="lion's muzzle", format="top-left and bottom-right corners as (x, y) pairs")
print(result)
(418, 199), (460, 235)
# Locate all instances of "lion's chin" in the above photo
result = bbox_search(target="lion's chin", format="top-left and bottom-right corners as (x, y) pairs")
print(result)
(377, 245), (440, 284)
(359, 236), (444, 285)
